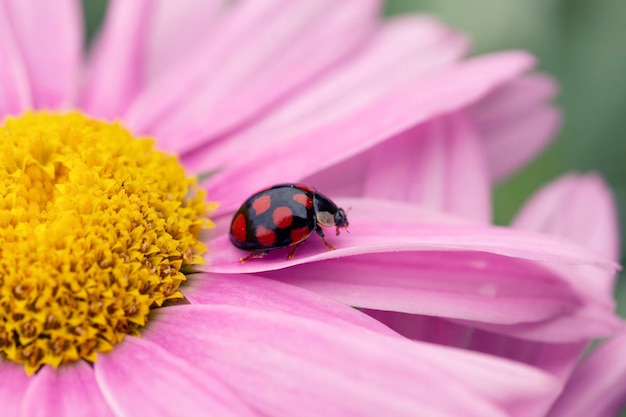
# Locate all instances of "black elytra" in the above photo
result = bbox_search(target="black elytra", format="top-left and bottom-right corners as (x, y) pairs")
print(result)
(229, 184), (349, 263)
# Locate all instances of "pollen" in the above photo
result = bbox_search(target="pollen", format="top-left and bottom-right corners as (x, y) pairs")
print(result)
(0, 112), (214, 374)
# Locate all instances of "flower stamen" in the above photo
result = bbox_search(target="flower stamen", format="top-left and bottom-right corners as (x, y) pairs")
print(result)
(0, 112), (214, 374)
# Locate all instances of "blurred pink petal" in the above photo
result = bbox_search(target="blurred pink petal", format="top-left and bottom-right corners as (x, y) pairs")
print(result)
(205, 52), (535, 214)
(126, 0), (380, 147)
(182, 15), (469, 170)
(547, 329), (626, 417)
(496, 173), (621, 382)
(0, 5), (31, 116)
(513, 173), (620, 263)
(79, 0), (153, 118)
(453, 300), (621, 342)
(18, 362), (114, 417)
(511, 173), (619, 330)
(0, 361), (31, 417)
(2, 0), (81, 108)
(473, 74), (557, 127)
(364, 312), (585, 379)
(185, 272), (397, 335)
(94, 336), (256, 417)
(470, 74), (561, 181)
(307, 112), (491, 223)
(363, 280), (620, 344)
(361, 113), (490, 222)
(146, 305), (559, 417)
(80, 1), (229, 119)
(146, 0), (225, 83)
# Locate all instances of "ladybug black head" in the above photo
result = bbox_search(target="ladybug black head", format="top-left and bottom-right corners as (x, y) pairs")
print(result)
(333, 208), (349, 236)
(313, 193), (349, 233)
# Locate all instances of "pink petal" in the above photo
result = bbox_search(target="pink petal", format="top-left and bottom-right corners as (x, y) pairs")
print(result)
(79, 0), (154, 119)
(181, 15), (469, 172)
(184, 272), (397, 335)
(0, 4), (31, 116)
(146, 0), (225, 83)
(205, 52), (535, 215)
(94, 336), (256, 417)
(457, 331), (584, 381)
(306, 111), (491, 223)
(206, 198), (616, 329)
(2, 0), (82, 108)
(19, 362), (114, 417)
(253, 253), (586, 326)
(547, 330), (626, 417)
(365, 311), (587, 378)
(513, 173), (620, 262)
(208, 197), (616, 273)
(146, 305), (559, 417)
(126, 0), (380, 147)
(453, 300), (621, 342)
(512, 173), (620, 323)
(0, 360), (32, 417)
(470, 74), (561, 181)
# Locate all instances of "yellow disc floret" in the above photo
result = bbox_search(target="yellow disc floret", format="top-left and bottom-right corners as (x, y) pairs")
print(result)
(0, 112), (213, 374)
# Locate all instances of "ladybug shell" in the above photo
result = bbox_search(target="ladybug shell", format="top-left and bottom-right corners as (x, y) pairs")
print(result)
(230, 185), (317, 251)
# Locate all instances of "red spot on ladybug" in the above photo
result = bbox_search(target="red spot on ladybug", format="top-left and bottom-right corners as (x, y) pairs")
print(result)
(231, 213), (247, 243)
(272, 206), (293, 229)
(251, 195), (271, 215)
(290, 226), (311, 245)
(229, 184), (349, 263)
(292, 193), (313, 209)
(255, 225), (276, 247)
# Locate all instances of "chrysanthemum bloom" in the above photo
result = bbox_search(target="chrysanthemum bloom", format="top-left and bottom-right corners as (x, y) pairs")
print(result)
(0, 1), (620, 416)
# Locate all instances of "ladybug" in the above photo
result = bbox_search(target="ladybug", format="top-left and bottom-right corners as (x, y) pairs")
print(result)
(230, 184), (349, 263)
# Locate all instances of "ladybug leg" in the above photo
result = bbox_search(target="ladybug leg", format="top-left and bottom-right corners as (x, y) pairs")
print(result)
(315, 225), (335, 251)
(287, 243), (302, 260)
(239, 251), (268, 264)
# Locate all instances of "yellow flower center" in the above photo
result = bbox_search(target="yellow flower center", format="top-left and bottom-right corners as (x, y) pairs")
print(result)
(0, 112), (213, 374)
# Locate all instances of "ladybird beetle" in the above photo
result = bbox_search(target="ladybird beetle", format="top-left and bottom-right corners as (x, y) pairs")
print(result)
(230, 184), (349, 263)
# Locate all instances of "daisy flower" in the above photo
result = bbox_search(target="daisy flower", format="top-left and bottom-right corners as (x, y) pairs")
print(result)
(0, 1), (619, 416)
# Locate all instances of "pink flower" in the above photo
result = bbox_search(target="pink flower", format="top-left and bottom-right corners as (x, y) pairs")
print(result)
(0, 1), (620, 417)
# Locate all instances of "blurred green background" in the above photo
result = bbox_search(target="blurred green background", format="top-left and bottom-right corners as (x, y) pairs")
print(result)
(83, 1), (626, 315)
